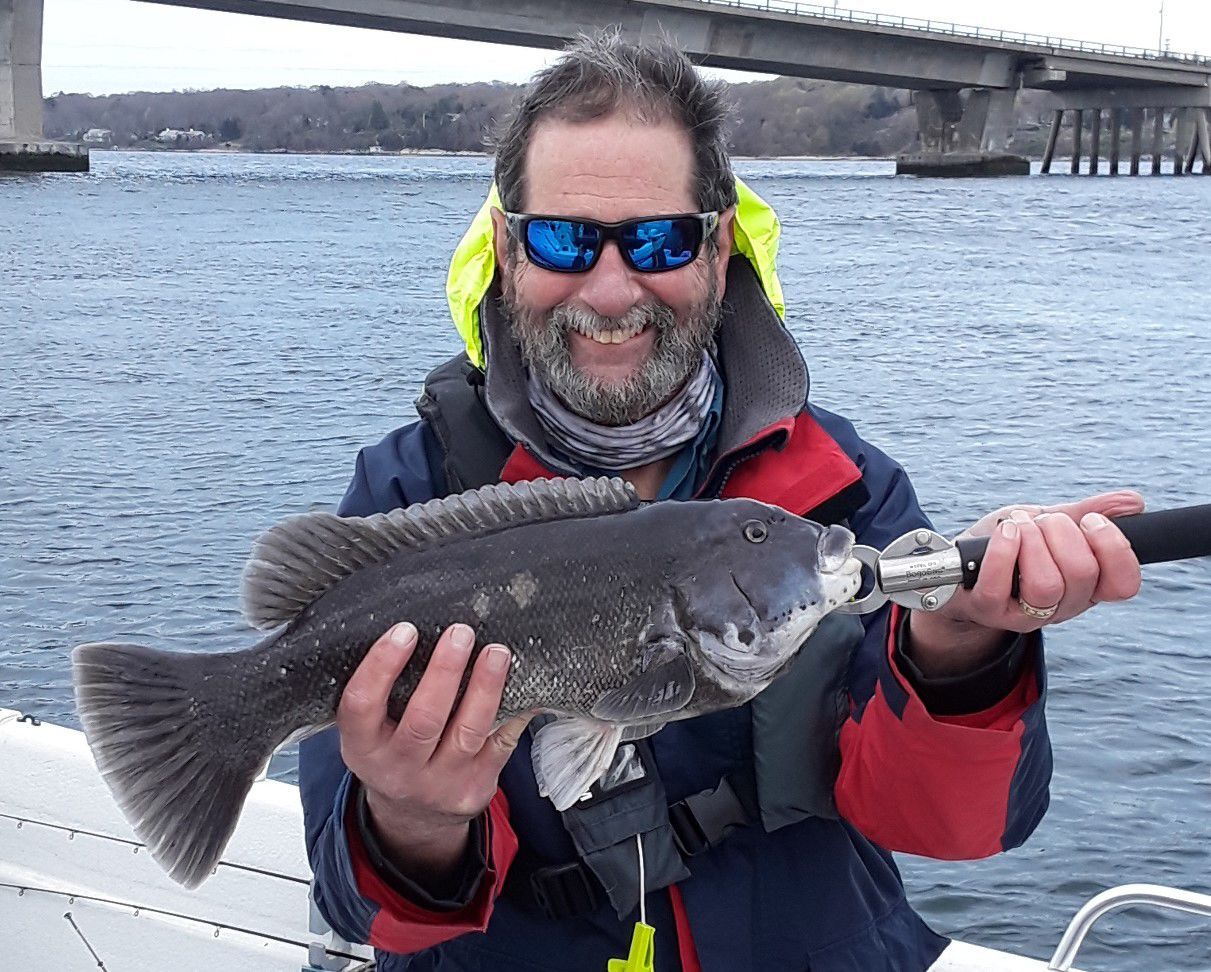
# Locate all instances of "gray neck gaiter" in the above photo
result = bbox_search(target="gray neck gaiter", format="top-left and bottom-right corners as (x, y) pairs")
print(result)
(526, 352), (719, 471)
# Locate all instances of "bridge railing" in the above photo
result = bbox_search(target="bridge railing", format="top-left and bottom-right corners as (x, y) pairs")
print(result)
(692, 0), (1211, 67)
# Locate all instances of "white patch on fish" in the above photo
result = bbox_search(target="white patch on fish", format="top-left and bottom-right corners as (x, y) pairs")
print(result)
(507, 571), (538, 609)
(471, 590), (493, 619)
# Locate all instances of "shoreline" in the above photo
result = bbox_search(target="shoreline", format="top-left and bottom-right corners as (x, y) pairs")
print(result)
(86, 146), (901, 161)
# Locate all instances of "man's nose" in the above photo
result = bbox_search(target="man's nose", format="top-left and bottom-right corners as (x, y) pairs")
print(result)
(573, 242), (646, 319)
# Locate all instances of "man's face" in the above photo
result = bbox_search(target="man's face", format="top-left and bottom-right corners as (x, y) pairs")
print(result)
(492, 112), (734, 426)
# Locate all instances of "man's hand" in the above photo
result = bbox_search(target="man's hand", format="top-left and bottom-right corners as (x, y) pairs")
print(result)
(338, 621), (532, 883)
(907, 490), (1146, 679)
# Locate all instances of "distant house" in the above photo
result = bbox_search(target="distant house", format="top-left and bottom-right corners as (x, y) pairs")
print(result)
(155, 128), (211, 146)
(82, 128), (112, 144)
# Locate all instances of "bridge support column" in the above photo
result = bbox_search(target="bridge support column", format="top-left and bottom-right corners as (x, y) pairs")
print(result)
(1, 0), (87, 172)
(1196, 109), (1211, 174)
(1151, 110), (1164, 175)
(1129, 108), (1143, 175)
(897, 88), (1029, 177)
(1088, 109), (1101, 175)
(1174, 108), (1192, 176)
(1070, 109), (1083, 174)
(1109, 108), (1122, 175)
(1040, 109), (1062, 173)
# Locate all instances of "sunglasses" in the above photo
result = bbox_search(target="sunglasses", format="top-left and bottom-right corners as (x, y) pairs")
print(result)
(504, 211), (720, 274)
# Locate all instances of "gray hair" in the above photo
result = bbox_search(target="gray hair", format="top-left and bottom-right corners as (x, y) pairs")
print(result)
(492, 31), (737, 217)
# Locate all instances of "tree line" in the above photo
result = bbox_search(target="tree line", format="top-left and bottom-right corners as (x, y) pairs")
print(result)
(43, 77), (1056, 158)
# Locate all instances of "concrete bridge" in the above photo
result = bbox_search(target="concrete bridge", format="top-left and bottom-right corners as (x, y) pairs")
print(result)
(5, 0), (1211, 174)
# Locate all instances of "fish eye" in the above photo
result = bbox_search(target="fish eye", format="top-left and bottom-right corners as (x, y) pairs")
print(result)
(742, 520), (768, 543)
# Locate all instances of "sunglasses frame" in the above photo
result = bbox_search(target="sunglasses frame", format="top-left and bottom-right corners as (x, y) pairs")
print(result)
(504, 211), (720, 274)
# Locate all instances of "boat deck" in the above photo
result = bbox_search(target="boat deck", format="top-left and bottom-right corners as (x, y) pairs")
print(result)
(0, 709), (1066, 970)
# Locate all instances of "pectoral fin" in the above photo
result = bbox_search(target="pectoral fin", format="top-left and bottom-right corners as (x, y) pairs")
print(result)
(620, 720), (667, 742)
(532, 719), (624, 812)
(591, 650), (695, 723)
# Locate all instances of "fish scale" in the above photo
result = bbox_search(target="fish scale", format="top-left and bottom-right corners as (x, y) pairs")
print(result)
(71, 476), (861, 889)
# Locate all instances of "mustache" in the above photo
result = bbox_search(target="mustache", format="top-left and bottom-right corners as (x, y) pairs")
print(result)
(549, 301), (677, 340)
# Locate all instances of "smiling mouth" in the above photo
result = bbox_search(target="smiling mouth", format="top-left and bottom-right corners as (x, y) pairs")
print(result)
(570, 320), (650, 345)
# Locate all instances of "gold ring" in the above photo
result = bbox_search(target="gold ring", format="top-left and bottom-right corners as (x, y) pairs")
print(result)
(1019, 598), (1059, 621)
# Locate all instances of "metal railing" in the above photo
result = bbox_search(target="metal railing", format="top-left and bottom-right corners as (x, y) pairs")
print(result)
(1047, 884), (1211, 971)
(689, 0), (1211, 67)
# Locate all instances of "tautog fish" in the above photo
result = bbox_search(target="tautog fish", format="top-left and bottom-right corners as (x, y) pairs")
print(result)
(73, 477), (861, 889)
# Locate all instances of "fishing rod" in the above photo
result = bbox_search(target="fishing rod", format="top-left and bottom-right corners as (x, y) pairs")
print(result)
(836, 503), (1211, 615)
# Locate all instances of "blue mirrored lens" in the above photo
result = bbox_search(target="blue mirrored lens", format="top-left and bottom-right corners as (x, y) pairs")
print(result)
(621, 218), (699, 272)
(525, 219), (600, 272)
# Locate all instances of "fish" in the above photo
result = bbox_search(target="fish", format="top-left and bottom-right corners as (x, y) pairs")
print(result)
(72, 476), (862, 889)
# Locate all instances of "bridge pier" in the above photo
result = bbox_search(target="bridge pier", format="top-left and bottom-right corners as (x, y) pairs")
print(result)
(1, 0), (87, 172)
(1046, 89), (1211, 176)
(897, 88), (1029, 177)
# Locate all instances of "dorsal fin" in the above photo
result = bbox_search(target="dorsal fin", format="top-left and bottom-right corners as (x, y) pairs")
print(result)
(240, 476), (638, 630)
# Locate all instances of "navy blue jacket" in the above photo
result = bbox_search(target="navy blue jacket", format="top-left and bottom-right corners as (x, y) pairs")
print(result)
(300, 399), (1051, 972)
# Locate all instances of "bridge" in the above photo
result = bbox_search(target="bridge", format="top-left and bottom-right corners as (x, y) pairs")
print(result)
(4, 0), (1211, 174)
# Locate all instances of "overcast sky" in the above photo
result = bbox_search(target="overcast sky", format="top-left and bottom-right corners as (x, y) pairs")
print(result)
(42, 0), (1211, 96)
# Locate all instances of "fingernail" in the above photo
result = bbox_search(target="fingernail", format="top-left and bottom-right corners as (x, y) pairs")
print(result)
(390, 622), (417, 648)
(485, 644), (511, 673)
(450, 624), (475, 651)
(1081, 512), (1109, 531)
(1001, 519), (1019, 539)
(1010, 509), (1031, 524)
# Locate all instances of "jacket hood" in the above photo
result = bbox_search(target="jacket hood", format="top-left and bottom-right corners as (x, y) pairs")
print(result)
(445, 177), (787, 370)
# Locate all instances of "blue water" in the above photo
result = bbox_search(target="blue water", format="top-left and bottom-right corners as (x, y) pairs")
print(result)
(3, 151), (1211, 969)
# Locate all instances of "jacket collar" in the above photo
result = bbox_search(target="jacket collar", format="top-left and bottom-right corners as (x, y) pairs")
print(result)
(480, 255), (809, 476)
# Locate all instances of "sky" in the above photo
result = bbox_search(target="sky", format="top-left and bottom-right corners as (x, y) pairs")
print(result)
(40, 0), (1211, 96)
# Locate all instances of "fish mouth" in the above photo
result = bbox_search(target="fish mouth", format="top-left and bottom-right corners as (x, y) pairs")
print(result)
(817, 525), (856, 574)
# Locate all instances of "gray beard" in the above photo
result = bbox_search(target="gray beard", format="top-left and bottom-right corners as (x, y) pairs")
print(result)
(503, 277), (721, 427)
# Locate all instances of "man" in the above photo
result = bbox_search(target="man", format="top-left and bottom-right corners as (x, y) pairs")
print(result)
(300, 34), (1143, 971)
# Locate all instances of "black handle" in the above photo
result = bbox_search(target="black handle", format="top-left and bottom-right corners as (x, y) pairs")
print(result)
(954, 503), (1211, 592)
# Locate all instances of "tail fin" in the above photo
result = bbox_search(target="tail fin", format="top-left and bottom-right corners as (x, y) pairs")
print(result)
(72, 642), (278, 889)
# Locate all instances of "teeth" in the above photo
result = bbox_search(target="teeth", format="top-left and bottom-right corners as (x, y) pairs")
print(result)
(582, 323), (645, 344)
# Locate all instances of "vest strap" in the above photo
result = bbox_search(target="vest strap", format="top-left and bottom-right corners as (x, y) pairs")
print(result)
(668, 774), (755, 858)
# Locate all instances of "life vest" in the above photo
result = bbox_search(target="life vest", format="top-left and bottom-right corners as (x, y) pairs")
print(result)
(409, 181), (873, 923)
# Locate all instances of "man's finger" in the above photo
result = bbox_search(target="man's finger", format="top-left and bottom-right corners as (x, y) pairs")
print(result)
(1082, 513), (1143, 603)
(1044, 490), (1145, 525)
(477, 713), (534, 774)
(337, 622), (418, 758)
(1035, 512), (1100, 619)
(390, 623), (476, 763)
(1013, 510), (1066, 613)
(435, 643), (513, 763)
(965, 514), (1022, 616)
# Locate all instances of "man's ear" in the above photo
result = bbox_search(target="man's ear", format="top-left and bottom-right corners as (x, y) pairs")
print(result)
(490, 206), (510, 269)
(713, 205), (736, 294)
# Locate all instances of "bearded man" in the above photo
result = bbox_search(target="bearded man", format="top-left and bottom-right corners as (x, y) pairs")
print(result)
(300, 34), (1143, 972)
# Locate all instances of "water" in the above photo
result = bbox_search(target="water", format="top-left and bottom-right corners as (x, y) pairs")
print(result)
(3, 151), (1211, 968)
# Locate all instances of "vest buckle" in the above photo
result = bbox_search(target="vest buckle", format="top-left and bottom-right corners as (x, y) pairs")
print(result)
(669, 775), (753, 858)
(528, 861), (602, 921)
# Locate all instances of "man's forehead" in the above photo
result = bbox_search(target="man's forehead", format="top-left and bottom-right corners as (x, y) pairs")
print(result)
(521, 114), (697, 220)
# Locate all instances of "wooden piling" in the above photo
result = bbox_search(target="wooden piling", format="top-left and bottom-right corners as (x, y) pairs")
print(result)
(1041, 109), (1062, 174)
(1152, 109), (1164, 175)
(1129, 108), (1143, 175)
(1088, 109), (1102, 175)
(1071, 109), (1084, 175)
(1109, 108), (1122, 175)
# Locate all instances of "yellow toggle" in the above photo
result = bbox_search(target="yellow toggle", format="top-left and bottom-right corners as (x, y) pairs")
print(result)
(607, 922), (656, 972)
